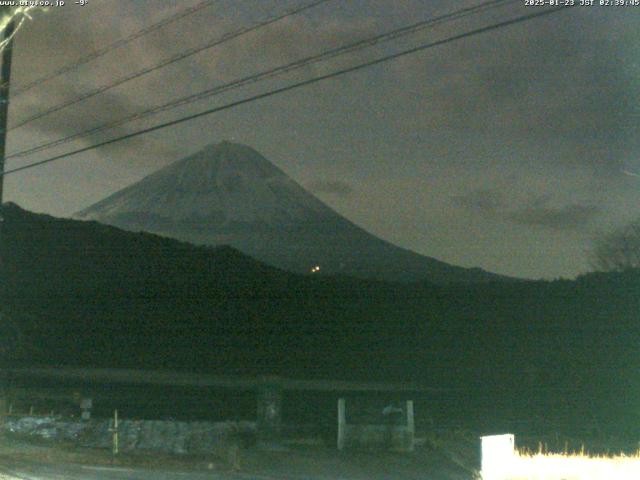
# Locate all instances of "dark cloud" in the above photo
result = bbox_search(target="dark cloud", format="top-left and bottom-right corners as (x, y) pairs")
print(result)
(8, 85), (181, 161)
(12, 86), (140, 134)
(451, 189), (504, 216)
(5, 1), (639, 278)
(391, 7), (640, 173)
(453, 188), (601, 231)
(10, 88), (144, 147)
(307, 179), (354, 197)
(9, 1), (380, 165)
(508, 203), (601, 231)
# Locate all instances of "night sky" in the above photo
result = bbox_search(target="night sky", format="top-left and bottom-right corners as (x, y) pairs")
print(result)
(3, 0), (639, 279)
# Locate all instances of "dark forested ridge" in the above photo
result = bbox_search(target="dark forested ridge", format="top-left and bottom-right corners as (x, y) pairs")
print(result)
(1, 203), (639, 435)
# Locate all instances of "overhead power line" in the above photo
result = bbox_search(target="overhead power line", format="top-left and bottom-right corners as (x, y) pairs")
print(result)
(7, 0), (516, 161)
(1, 5), (572, 178)
(8, 0), (332, 131)
(9, 0), (220, 97)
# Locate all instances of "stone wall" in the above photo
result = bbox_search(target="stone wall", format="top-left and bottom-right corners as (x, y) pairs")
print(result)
(2, 416), (256, 455)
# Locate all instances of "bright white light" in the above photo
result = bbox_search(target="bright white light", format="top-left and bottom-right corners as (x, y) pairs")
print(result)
(510, 452), (640, 480)
(0, 6), (44, 52)
(481, 433), (640, 480)
(310, 265), (321, 273)
(481, 434), (515, 480)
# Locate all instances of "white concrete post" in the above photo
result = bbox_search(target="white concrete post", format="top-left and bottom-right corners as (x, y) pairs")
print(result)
(80, 397), (92, 421)
(481, 434), (515, 480)
(110, 409), (119, 455)
(337, 398), (346, 451)
(406, 400), (415, 452)
(256, 379), (283, 448)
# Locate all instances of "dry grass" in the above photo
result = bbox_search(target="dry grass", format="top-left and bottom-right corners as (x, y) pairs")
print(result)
(483, 448), (640, 480)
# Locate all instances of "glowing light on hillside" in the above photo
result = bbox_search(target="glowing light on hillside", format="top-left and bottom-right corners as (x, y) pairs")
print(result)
(310, 265), (321, 273)
(481, 434), (640, 480)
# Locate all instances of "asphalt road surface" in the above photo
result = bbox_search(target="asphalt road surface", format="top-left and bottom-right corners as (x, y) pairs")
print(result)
(0, 462), (315, 480)
(0, 438), (474, 479)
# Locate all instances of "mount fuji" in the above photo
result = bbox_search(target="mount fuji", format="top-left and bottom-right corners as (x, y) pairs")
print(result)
(75, 142), (502, 283)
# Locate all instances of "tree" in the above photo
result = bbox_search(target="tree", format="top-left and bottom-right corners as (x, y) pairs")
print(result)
(0, 309), (26, 361)
(590, 219), (640, 272)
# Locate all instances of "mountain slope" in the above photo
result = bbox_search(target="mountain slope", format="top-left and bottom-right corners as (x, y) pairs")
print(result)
(75, 141), (503, 283)
(2, 203), (640, 435)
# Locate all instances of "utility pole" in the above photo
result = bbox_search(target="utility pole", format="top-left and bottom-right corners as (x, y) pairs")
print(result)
(0, 10), (16, 207)
(0, 9), (15, 416)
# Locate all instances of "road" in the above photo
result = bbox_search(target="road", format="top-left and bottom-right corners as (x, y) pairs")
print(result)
(0, 438), (474, 479)
(0, 462), (306, 480)
(0, 459), (378, 480)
